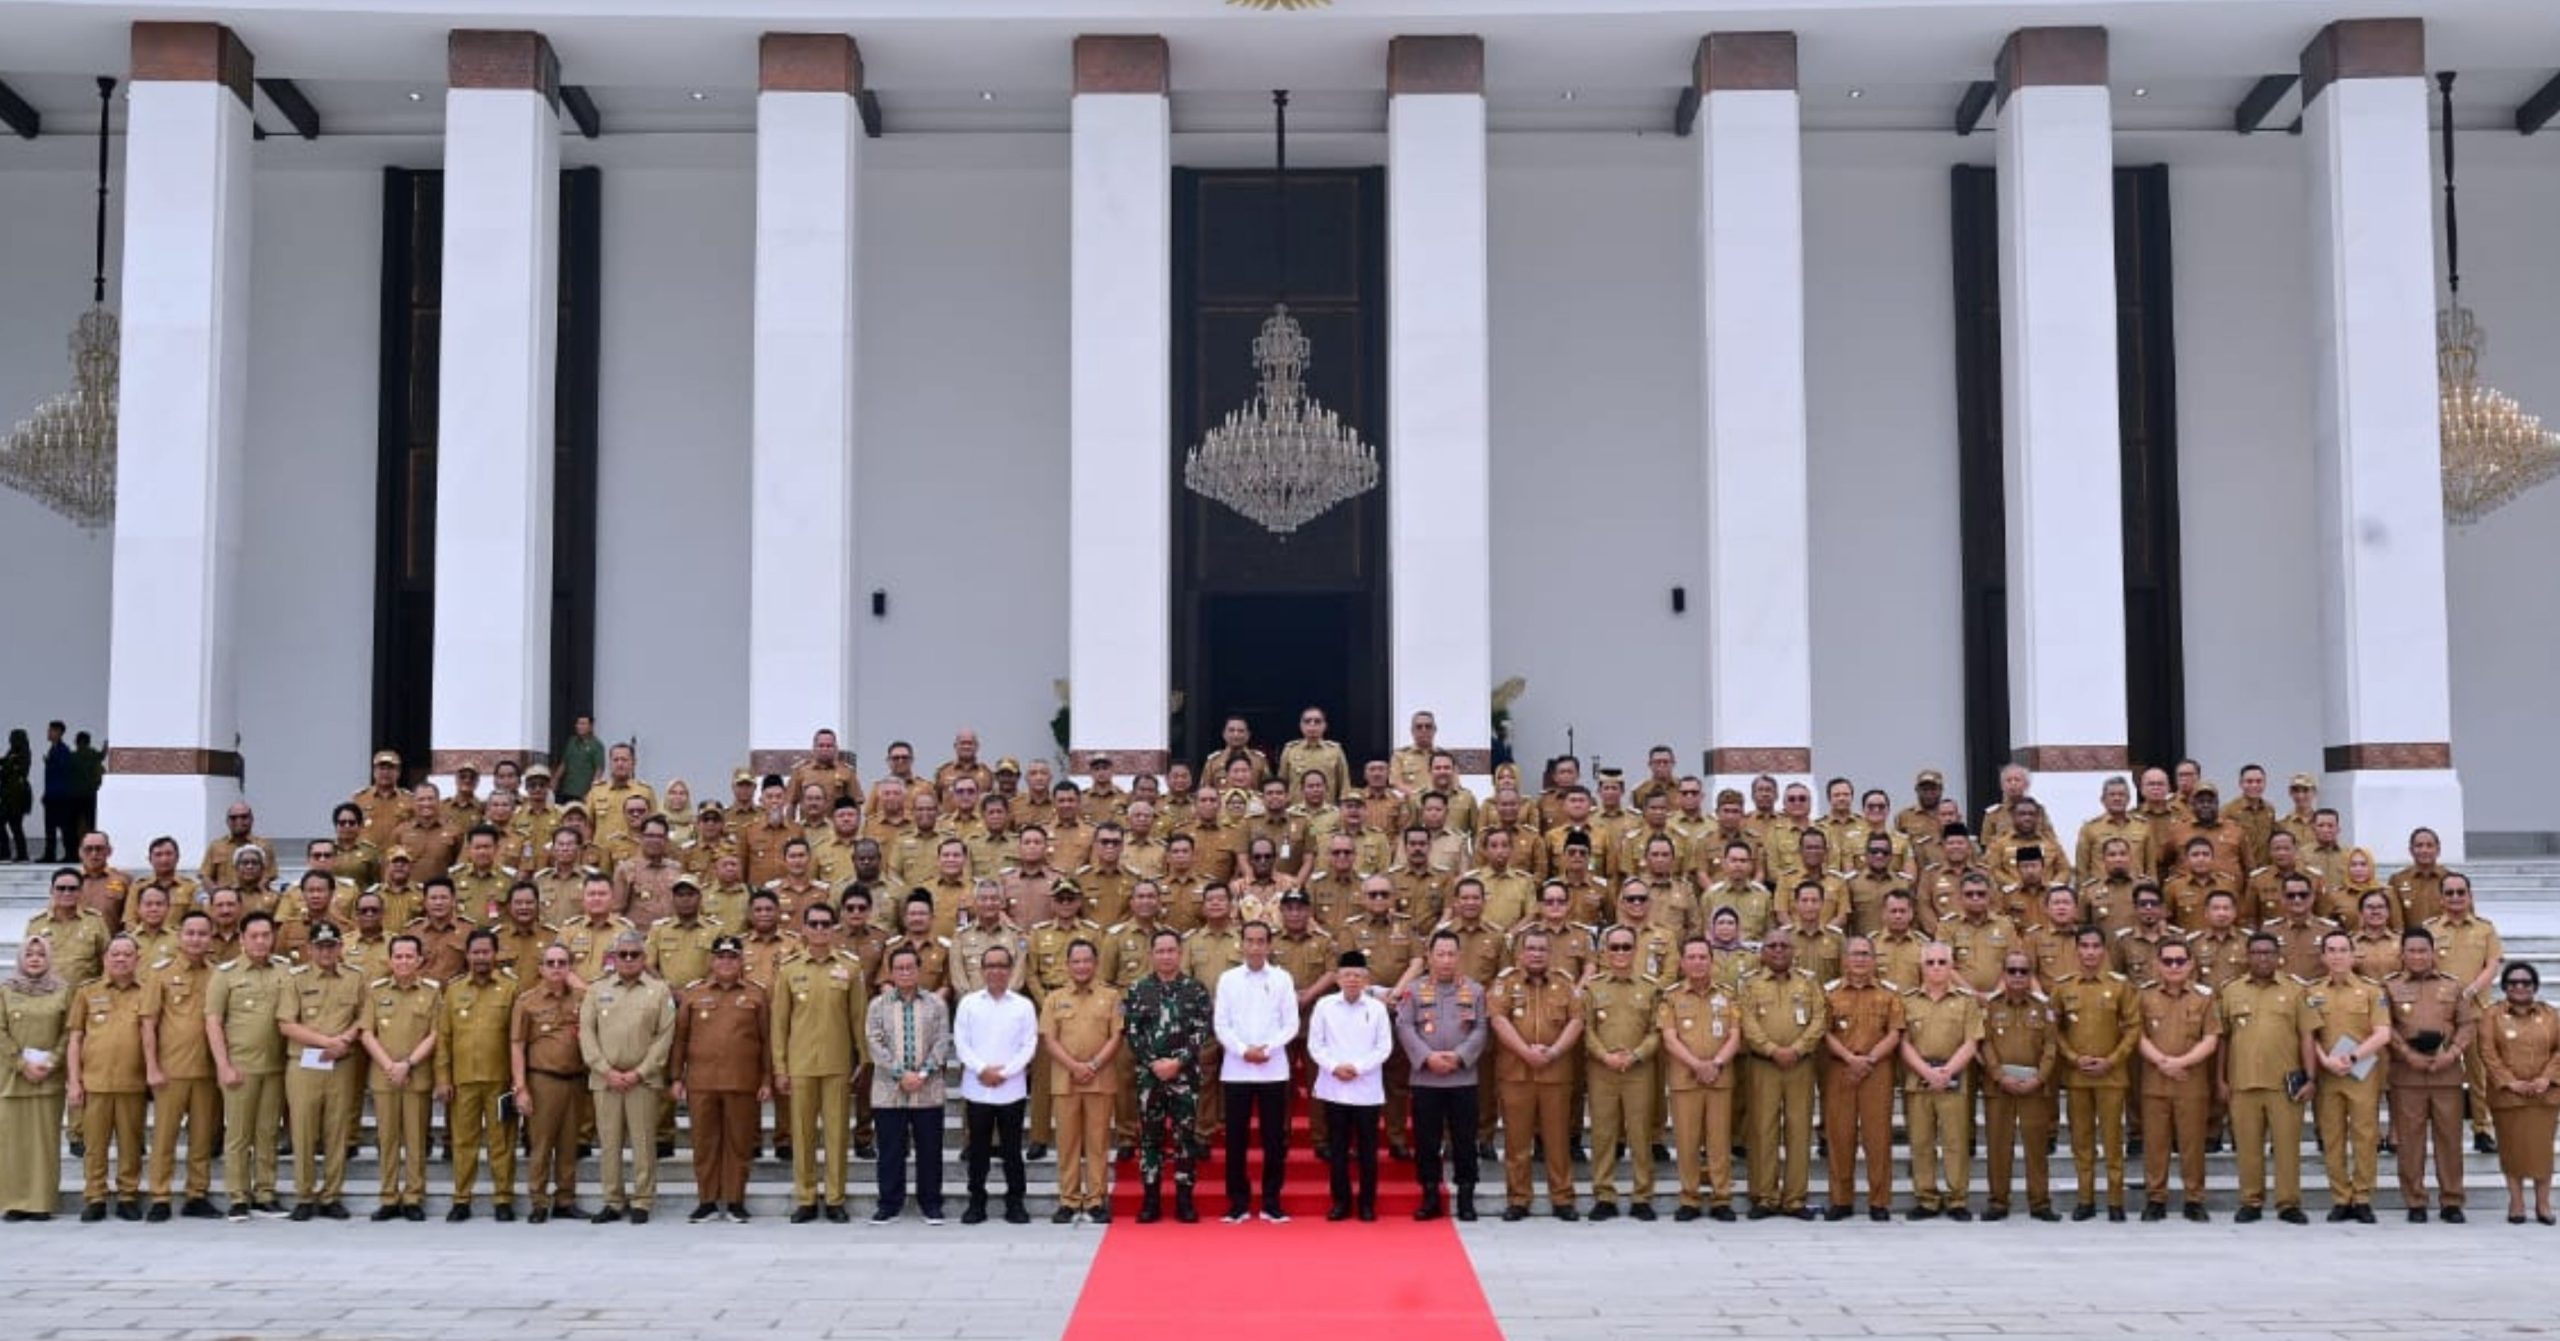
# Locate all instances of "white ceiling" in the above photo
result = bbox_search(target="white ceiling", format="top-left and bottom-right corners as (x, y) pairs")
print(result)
(0, 0), (2552, 137)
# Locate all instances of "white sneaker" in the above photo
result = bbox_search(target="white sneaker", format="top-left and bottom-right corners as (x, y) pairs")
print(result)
(922, 1209), (946, 1226)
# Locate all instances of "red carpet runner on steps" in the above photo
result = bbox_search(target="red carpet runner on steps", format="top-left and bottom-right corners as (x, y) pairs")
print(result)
(1062, 1111), (1504, 1340)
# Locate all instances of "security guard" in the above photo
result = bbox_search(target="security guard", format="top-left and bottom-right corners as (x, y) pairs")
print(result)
(437, 928), (521, 1220)
(359, 933), (440, 1221)
(1740, 927), (1828, 1218)
(2054, 925), (2139, 1220)
(772, 904), (867, 1221)
(1901, 944), (1985, 1218)
(1581, 927), (1661, 1220)
(276, 923), (367, 1220)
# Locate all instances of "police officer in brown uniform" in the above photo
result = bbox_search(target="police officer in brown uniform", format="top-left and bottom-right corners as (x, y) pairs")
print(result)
(67, 934), (148, 1218)
(509, 943), (588, 1221)
(360, 933), (440, 1220)
(1822, 937), (1904, 1221)
(1741, 927), (1828, 1218)
(2216, 932), (2314, 1223)
(2137, 940), (2219, 1220)
(1981, 948), (2061, 1219)
(2054, 926), (2139, 1219)
(672, 935), (770, 1222)
(436, 929), (520, 1220)
(1489, 927), (1581, 1219)
(2307, 929), (2391, 1222)
(2387, 925), (2481, 1221)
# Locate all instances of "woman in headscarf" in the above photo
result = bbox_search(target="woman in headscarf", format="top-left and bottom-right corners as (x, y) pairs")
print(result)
(2334, 846), (2390, 928)
(660, 777), (698, 847)
(0, 934), (73, 1220)
(2482, 959), (2560, 1225)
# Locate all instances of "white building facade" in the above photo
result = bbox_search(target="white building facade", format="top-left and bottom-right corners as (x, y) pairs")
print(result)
(0, 1), (2553, 861)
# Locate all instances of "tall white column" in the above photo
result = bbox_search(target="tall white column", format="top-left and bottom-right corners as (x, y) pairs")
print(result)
(2300, 18), (2463, 863)
(1694, 33), (1813, 793)
(1067, 35), (1173, 780)
(1994, 27), (2130, 812)
(430, 29), (560, 780)
(747, 33), (863, 779)
(1387, 36), (1494, 778)
(99, 22), (256, 862)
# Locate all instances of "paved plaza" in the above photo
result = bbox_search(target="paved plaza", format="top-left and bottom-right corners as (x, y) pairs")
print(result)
(1, 1216), (2551, 1340)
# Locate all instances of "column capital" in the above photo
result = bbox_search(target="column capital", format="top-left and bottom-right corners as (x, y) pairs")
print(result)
(131, 21), (253, 108)
(1388, 35), (1484, 96)
(1995, 26), (2107, 107)
(1073, 34), (1169, 95)
(1692, 32), (1797, 93)
(761, 33), (863, 94)
(450, 29), (559, 106)
(2300, 18), (2424, 105)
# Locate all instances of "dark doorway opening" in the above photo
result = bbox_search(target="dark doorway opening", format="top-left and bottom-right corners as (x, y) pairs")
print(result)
(1171, 166), (1389, 768)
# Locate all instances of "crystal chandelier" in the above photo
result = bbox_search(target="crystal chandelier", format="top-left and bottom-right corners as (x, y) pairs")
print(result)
(1183, 90), (1378, 536)
(0, 77), (119, 530)
(2433, 72), (2560, 527)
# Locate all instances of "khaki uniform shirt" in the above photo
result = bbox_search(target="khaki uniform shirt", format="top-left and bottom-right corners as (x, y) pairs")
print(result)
(1658, 982), (1741, 1090)
(673, 979), (770, 1093)
(437, 972), (520, 1087)
(512, 981), (587, 1077)
(2137, 982), (2220, 1096)
(559, 915), (638, 985)
(205, 956), (290, 1074)
(1901, 987), (1985, 1087)
(2053, 973), (2141, 1088)
(1825, 979), (1906, 1058)
(281, 964), (367, 1073)
(1342, 914), (1419, 992)
(1581, 974), (1660, 1064)
(365, 977), (442, 1093)
(1040, 982), (1125, 1094)
(2074, 813), (2154, 886)
(1387, 867), (1455, 929)
(1029, 918), (1104, 997)
(2384, 970), (2479, 1089)
(1741, 968), (1828, 1062)
(25, 908), (110, 993)
(2304, 974), (2390, 1087)
(951, 922), (1030, 998)
(2423, 914), (2503, 996)
(2187, 927), (2252, 992)
(579, 973), (676, 1088)
(1873, 930), (1929, 993)
(1981, 991), (2060, 1087)
(877, 934), (952, 994)
(142, 956), (216, 1080)
(2112, 925), (2187, 987)
(1940, 912), (2022, 996)
(70, 976), (150, 1092)
(1490, 968), (1580, 1084)
(738, 929), (803, 993)
(647, 917), (724, 996)
(771, 950), (868, 1077)
(2216, 975), (2309, 1091)
(1183, 925), (1245, 994)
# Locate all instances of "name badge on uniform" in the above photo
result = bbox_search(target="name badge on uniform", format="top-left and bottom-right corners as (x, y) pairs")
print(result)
(1793, 1004), (1809, 1027)
(1711, 1017), (1726, 1038)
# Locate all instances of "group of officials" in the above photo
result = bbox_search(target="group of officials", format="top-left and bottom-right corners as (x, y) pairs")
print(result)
(6, 709), (2560, 1228)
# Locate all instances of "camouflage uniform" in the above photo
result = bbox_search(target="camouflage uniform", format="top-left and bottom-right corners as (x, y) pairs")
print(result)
(1121, 971), (1215, 1188)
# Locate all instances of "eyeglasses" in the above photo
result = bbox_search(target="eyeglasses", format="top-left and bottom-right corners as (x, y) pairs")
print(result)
(51, 883), (80, 893)
(1605, 942), (1636, 952)
(613, 951), (645, 960)
(2157, 956), (2190, 967)
(541, 958), (570, 967)
(2003, 967), (2032, 975)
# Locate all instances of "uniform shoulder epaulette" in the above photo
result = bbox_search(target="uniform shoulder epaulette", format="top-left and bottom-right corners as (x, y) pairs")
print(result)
(150, 956), (173, 971)
(2193, 983), (2214, 996)
(2026, 988), (2051, 1004)
(288, 963), (311, 975)
(682, 977), (709, 992)
(422, 976), (443, 990)
(1822, 976), (1848, 992)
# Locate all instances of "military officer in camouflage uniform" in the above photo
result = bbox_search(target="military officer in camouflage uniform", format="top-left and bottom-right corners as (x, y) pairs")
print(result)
(1122, 927), (1213, 1223)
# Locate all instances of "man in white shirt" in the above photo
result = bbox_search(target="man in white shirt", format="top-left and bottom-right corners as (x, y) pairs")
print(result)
(1310, 950), (1394, 1221)
(1215, 921), (1299, 1222)
(952, 946), (1039, 1225)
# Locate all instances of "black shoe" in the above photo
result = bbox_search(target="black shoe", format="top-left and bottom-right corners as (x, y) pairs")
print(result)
(1357, 1206), (1377, 1222)
(1867, 1207), (1889, 1223)
(1746, 1204), (1775, 1220)
(448, 1205), (474, 1223)
(2278, 1207), (2308, 1224)
(1982, 1207), (2009, 1222)
(253, 1200), (288, 1218)
(289, 1204), (315, 1222)
(2107, 1207), (2126, 1223)
(2477, 1132), (2499, 1155)
(114, 1198), (142, 1222)
(968, 1200), (994, 1226)
(372, 1205), (402, 1222)
(1675, 1205), (1702, 1223)
(181, 1197), (220, 1220)
(2326, 1205), (2351, 1223)
(1062, 1199), (1086, 1225)
(1907, 1205), (1939, 1221)
(68, 1138), (84, 1159)
(823, 1203), (850, 1223)
(1823, 1206), (1853, 1222)
(1453, 1198), (1476, 1223)
(1628, 1202), (1656, 1222)
(1946, 1206), (1973, 1222)
(321, 1202), (350, 1221)
(656, 1141), (675, 1160)
(627, 1209), (649, 1225)
(2140, 1203), (2166, 1222)
(2443, 1207), (2467, 1224)
(728, 1203), (750, 1223)
(1501, 1205), (1528, 1222)
(791, 1204), (818, 1224)
(1710, 1206), (1737, 1222)
(2031, 1208), (2060, 1222)
(1553, 1204), (1578, 1222)
(2355, 1205), (2377, 1224)
(553, 1204), (589, 1220)
(1413, 1199), (1442, 1222)
(2234, 1206), (2262, 1223)
(403, 1205), (425, 1223)
(1053, 1207), (1077, 1225)
(1261, 1206), (1292, 1224)
(1088, 1205), (1110, 1225)
(594, 1206), (625, 1224)
(80, 1204), (107, 1223)
(1171, 1190), (1196, 1225)
(527, 1207), (550, 1225)
(2408, 1207), (2429, 1223)
(2071, 1205), (2096, 1222)
(145, 1202), (171, 1223)
(1026, 1143), (1050, 1161)
(1587, 1200), (1617, 1222)
(2182, 1204), (2209, 1223)
(1327, 1204), (1351, 1222)
(1477, 1142), (1499, 1162)
(854, 1142), (877, 1161)
(687, 1203), (718, 1223)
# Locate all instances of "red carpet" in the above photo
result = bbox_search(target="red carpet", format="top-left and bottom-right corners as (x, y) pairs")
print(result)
(1065, 1109), (1503, 1340)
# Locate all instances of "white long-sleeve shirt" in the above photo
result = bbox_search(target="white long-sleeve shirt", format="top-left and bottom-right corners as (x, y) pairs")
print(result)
(1307, 991), (1394, 1106)
(1214, 962), (1299, 1083)
(952, 987), (1040, 1104)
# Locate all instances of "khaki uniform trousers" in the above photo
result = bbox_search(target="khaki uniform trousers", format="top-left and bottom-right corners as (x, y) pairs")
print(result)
(1029, 1055), (1052, 1147)
(1586, 1061), (1656, 1204)
(79, 1090), (146, 1200)
(220, 1072), (283, 1204)
(524, 1071), (583, 1208)
(2229, 1087), (2304, 1210)
(373, 1087), (431, 1206)
(448, 1081), (517, 1202)
(2392, 1082), (2467, 1210)
(2141, 1081), (2209, 1204)
(1498, 1079), (1573, 1208)
(149, 1077), (220, 1201)
(2466, 1046), (2493, 1138)
(1984, 1087), (2058, 1212)
(2316, 1073), (2382, 1205)
(1823, 1062), (1895, 1212)
(1668, 1086), (1735, 1208)
(1907, 1081), (1974, 1211)
(1743, 1057), (1815, 1211)
(788, 1075), (853, 1206)
(2065, 1083), (2129, 1209)
(593, 1083), (662, 1211)
(1056, 1090), (1113, 1210)
(285, 1063), (361, 1202)
(690, 1089), (758, 1205)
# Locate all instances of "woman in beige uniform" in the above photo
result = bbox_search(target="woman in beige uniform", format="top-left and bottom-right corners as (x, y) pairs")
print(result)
(2482, 960), (2560, 1225)
(0, 935), (73, 1220)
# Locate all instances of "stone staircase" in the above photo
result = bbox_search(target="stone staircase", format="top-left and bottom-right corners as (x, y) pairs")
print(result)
(3, 857), (2557, 1215)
